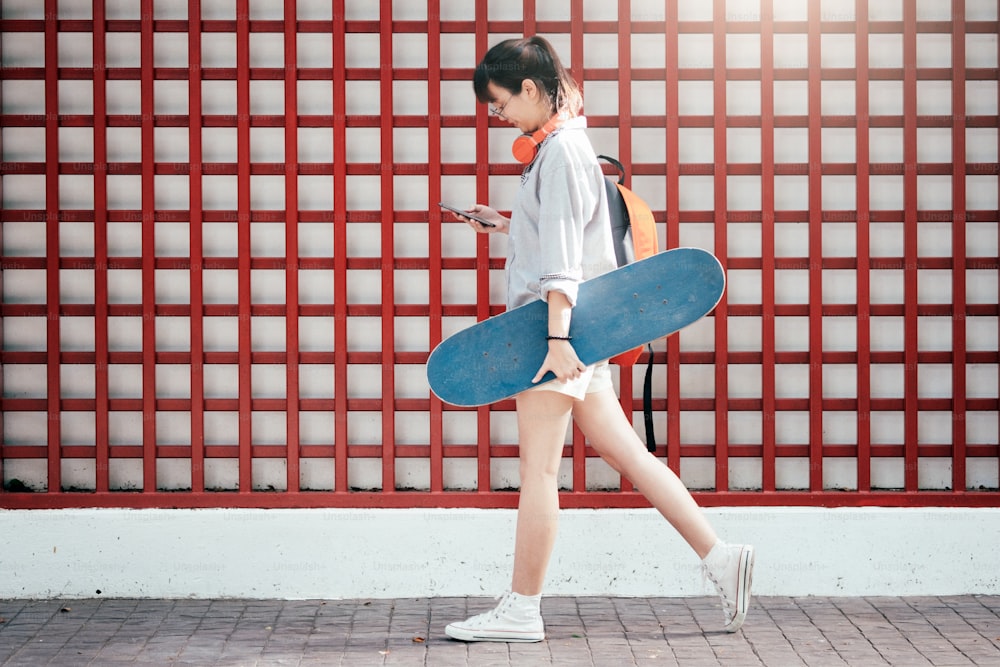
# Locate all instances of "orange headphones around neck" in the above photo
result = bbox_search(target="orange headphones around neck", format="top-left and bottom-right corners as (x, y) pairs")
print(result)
(512, 114), (564, 164)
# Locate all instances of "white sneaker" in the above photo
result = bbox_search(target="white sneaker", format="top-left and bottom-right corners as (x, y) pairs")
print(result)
(701, 542), (755, 632)
(445, 592), (545, 642)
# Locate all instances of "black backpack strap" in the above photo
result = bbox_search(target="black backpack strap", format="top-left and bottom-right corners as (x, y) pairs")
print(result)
(596, 154), (625, 185)
(642, 343), (656, 453)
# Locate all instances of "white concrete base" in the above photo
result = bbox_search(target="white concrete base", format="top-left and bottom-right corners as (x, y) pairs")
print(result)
(2, 507), (998, 599)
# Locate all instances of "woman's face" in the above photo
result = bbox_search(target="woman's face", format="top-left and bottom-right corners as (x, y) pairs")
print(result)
(486, 80), (549, 134)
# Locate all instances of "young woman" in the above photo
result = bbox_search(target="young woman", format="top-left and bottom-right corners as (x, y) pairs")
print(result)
(443, 36), (755, 642)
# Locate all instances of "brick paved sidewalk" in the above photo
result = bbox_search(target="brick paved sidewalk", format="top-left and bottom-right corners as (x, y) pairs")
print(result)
(1, 596), (997, 666)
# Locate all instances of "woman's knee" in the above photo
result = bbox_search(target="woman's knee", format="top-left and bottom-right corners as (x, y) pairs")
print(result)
(519, 453), (562, 482)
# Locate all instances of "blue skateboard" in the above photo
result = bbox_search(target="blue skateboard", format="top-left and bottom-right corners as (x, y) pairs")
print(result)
(426, 247), (725, 407)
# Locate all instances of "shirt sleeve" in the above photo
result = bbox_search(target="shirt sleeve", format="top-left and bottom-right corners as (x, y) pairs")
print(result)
(536, 159), (600, 307)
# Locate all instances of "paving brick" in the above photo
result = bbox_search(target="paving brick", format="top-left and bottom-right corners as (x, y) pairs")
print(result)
(0, 596), (998, 665)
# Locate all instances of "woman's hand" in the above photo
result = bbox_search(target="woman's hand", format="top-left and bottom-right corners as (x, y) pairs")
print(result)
(448, 205), (509, 234)
(532, 339), (587, 384)
(532, 291), (584, 384)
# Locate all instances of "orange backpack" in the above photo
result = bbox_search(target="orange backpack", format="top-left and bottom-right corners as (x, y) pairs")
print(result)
(599, 155), (661, 451)
(601, 155), (660, 364)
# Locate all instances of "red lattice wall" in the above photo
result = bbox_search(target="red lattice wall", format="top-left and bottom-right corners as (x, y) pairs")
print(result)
(1, 0), (998, 508)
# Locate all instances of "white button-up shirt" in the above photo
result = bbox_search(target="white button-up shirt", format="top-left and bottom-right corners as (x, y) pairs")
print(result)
(505, 116), (617, 310)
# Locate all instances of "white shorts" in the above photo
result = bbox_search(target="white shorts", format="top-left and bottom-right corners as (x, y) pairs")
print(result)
(524, 360), (613, 401)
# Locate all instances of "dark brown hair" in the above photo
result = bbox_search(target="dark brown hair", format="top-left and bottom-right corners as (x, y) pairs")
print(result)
(473, 36), (582, 116)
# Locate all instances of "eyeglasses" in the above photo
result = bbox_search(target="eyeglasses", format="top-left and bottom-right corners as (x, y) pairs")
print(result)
(489, 95), (513, 118)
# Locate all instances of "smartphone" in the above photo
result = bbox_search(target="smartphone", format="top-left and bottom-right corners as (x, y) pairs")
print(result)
(438, 202), (496, 227)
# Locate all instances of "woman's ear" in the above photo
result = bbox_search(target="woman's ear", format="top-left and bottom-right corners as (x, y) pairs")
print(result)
(520, 79), (538, 100)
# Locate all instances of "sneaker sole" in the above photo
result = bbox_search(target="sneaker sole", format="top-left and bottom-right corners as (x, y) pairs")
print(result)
(725, 545), (755, 633)
(445, 623), (544, 643)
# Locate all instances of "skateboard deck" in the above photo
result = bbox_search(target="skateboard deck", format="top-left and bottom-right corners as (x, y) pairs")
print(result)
(426, 247), (725, 407)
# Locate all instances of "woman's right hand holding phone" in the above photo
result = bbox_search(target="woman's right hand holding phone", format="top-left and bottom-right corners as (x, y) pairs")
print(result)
(451, 205), (509, 234)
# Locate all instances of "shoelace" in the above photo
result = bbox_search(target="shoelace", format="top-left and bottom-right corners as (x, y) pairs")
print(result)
(701, 563), (736, 624)
(465, 594), (513, 627)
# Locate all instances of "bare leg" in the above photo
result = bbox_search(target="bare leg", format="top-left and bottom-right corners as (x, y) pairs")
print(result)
(572, 387), (718, 558)
(510, 390), (575, 595)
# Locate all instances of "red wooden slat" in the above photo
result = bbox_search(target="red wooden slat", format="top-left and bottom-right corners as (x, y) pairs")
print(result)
(237, 0), (253, 492)
(855, 0), (872, 493)
(284, 0), (301, 493)
(902, 2), (919, 493)
(760, 0), (776, 493)
(333, 0), (349, 493)
(474, 0), (491, 495)
(189, 0), (206, 494)
(807, 0), (824, 492)
(428, 0), (445, 493)
(569, 0), (592, 493)
(665, 0), (682, 474)
(45, 0), (62, 494)
(380, 0), (396, 493)
(712, 0), (730, 492)
(93, 0), (110, 494)
(569, 0), (584, 87)
(2, 489), (997, 510)
(141, 0), (157, 492)
(610, 0), (635, 494)
(950, 0), (968, 495)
